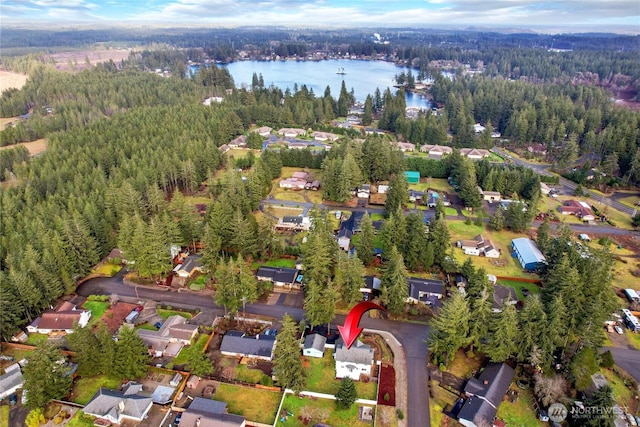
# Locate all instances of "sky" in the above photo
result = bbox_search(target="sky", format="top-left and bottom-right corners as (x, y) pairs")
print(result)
(2, 0), (639, 33)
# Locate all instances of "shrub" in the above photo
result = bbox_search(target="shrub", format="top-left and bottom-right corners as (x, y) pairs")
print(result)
(260, 376), (274, 387)
(600, 351), (615, 369)
(383, 392), (390, 402)
(396, 409), (404, 420)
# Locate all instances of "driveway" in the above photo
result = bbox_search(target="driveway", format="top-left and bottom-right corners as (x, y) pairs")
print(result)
(77, 277), (431, 427)
(603, 347), (640, 383)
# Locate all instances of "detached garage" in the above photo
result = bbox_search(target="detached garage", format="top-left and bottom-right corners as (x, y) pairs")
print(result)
(405, 171), (420, 184)
(511, 238), (546, 271)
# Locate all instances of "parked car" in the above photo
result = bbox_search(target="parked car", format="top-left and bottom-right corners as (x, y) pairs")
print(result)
(8, 394), (17, 405)
(538, 409), (549, 422)
(615, 325), (624, 335)
(154, 322), (163, 329)
(174, 413), (182, 426)
(135, 305), (144, 313)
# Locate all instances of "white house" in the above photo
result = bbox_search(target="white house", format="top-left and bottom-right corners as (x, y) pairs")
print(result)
(27, 302), (91, 335)
(253, 126), (272, 137)
(303, 334), (326, 358)
(0, 365), (24, 399)
(334, 339), (374, 381)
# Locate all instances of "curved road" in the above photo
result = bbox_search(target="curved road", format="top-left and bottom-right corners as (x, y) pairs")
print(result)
(78, 274), (432, 427)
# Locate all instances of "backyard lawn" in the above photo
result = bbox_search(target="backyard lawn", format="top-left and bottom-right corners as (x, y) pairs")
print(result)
(71, 375), (121, 405)
(304, 351), (377, 400)
(236, 364), (270, 384)
(157, 308), (193, 320)
(66, 411), (96, 427)
(264, 206), (304, 219)
(496, 279), (542, 300)
(601, 368), (638, 413)
(422, 178), (454, 193)
(26, 333), (48, 346)
(0, 405), (8, 427)
(496, 387), (545, 426)
(429, 380), (459, 427)
(254, 258), (296, 269)
(444, 207), (459, 217)
(81, 300), (110, 328)
(214, 383), (281, 425)
(276, 394), (373, 427)
(172, 333), (209, 365)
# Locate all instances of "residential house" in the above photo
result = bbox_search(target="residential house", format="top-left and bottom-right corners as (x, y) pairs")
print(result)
(408, 189), (422, 203)
(173, 254), (204, 278)
(559, 200), (596, 221)
(456, 235), (500, 258)
(137, 315), (198, 357)
(393, 141), (416, 152)
(420, 144), (453, 160)
(279, 177), (307, 190)
(473, 123), (486, 134)
(0, 365), (24, 399)
(337, 211), (364, 251)
(499, 200), (528, 212)
(275, 215), (311, 231)
(253, 126), (272, 137)
(360, 276), (382, 300)
(527, 144), (547, 157)
(511, 238), (546, 271)
(303, 333), (327, 358)
(334, 339), (374, 381)
(460, 148), (491, 160)
(405, 170), (420, 184)
(427, 191), (451, 208)
(311, 131), (339, 142)
(83, 382), (153, 425)
(304, 180), (321, 191)
(455, 274), (469, 288)
(356, 184), (371, 199)
(255, 266), (301, 288)
(346, 116), (361, 125)
(27, 302), (91, 335)
(220, 331), (276, 361)
(218, 144), (230, 153)
(492, 286), (518, 312)
(179, 397), (246, 427)
(286, 141), (309, 150)
(228, 135), (247, 148)
(477, 186), (502, 202)
(278, 128), (306, 138)
(406, 278), (444, 305)
(458, 363), (515, 427)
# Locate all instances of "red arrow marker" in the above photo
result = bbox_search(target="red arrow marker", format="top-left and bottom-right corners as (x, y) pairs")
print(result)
(338, 301), (385, 349)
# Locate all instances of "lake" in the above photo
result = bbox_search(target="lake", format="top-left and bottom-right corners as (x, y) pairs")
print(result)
(216, 59), (430, 109)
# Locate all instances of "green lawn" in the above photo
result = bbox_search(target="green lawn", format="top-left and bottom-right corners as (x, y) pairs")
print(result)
(488, 153), (505, 163)
(448, 221), (484, 236)
(370, 213), (385, 221)
(66, 411), (96, 427)
(444, 207), (459, 217)
(423, 178), (454, 193)
(26, 333), (48, 346)
(626, 330), (640, 350)
(496, 387), (545, 426)
(276, 394), (373, 427)
(236, 364), (269, 384)
(496, 279), (542, 300)
(71, 375), (121, 405)
(257, 258), (297, 268)
(618, 195), (640, 209)
(173, 333), (209, 365)
(271, 188), (307, 203)
(214, 383), (281, 425)
(304, 351), (377, 400)
(601, 369), (637, 412)
(429, 381), (459, 427)
(157, 308), (193, 320)
(0, 405), (9, 427)
(91, 263), (122, 276)
(263, 206), (304, 219)
(81, 300), (109, 327)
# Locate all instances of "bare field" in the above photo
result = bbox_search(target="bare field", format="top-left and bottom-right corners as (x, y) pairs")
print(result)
(0, 117), (20, 131)
(0, 139), (47, 156)
(47, 48), (133, 72)
(0, 70), (28, 93)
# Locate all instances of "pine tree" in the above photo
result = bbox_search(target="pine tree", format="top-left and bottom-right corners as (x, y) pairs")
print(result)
(384, 174), (409, 217)
(335, 377), (357, 409)
(67, 324), (103, 377)
(428, 218), (450, 266)
(581, 385), (616, 427)
(356, 213), (375, 266)
(428, 292), (471, 366)
(381, 246), (409, 316)
(23, 344), (73, 409)
(516, 295), (549, 363)
(186, 350), (213, 377)
(114, 327), (150, 380)
(488, 207), (505, 231)
(485, 303), (518, 362)
(96, 323), (116, 375)
(362, 95), (373, 126)
(335, 253), (366, 306)
(273, 315), (306, 391)
(536, 218), (552, 254)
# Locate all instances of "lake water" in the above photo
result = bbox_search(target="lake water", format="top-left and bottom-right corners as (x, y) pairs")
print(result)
(217, 59), (430, 109)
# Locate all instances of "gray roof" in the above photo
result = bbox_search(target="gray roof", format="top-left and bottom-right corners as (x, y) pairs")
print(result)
(492, 285), (518, 310)
(220, 332), (276, 358)
(464, 363), (515, 408)
(181, 254), (203, 274)
(364, 276), (382, 291)
(0, 367), (24, 396)
(255, 266), (299, 283)
(189, 397), (227, 414)
(334, 339), (374, 365)
(180, 397), (245, 427)
(407, 278), (444, 301)
(83, 386), (152, 422)
(458, 395), (497, 426)
(151, 385), (176, 404)
(304, 334), (327, 352)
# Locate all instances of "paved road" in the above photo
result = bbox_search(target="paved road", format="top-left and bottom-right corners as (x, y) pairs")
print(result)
(603, 347), (640, 383)
(491, 148), (638, 217)
(77, 274), (432, 427)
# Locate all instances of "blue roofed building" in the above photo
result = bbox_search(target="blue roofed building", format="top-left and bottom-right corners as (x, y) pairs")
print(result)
(511, 238), (546, 271)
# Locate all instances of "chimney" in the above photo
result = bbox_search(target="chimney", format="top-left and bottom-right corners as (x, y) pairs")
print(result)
(483, 379), (489, 385)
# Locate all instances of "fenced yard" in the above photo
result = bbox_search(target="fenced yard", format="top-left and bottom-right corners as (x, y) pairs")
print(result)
(276, 394), (374, 427)
(213, 383), (281, 425)
(304, 351), (377, 400)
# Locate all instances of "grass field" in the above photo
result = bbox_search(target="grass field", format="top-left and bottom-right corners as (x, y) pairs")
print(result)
(444, 207), (459, 217)
(271, 188), (307, 203)
(71, 375), (121, 405)
(429, 381), (459, 427)
(0, 405), (9, 427)
(626, 330), (640, 350)
(236, 364), (269, 384)
(601, 369), (638, 413)
(66, 411), (96, 427)
(304, 351), (377, 400)
(226, 148), (261, 159)
(0, 139), (48, 156)
(422, 178), (454, 193)
(214, 383), (281, 425)
(496, 387), (545, 426)
(26, 333), (48, 346)
(255, 258), (297, 268)
(496, 279), (542, 300)
(81, 300), (109, 328)
(172, 333), (209, 365)
(276, 394), (373, 427)
(617, 195), (640, 209)
(157, 309), (193, 320)
(264, 206), (304, 218)
(91, 263), (122, 276)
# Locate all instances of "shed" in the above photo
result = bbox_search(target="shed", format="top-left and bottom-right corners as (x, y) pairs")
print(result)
(404, 171), (420, 184)
(303, 334), (327, 358)
(186, 375), (201, 389)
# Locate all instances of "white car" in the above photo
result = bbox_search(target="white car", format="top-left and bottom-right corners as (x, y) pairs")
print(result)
(615, 326), (624, 335)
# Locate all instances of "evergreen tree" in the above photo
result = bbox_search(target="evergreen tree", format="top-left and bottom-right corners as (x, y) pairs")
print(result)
(468, 289), (492, 352)
(23, 344), (73, 409)
(335, 377), (357, 409)
(484, 303), (518, 362)
(273, 315), (306, 391)
(428, 218), (450, 266)
(335, 253), (366, 307)
(381, 246), (409, 316)
(428, 292), (471, 366)
(186, 350), (213, 377)
(95, 323), (116, 375)
(114, 327), (150, 380)
(214, 255), (258, 316)
(384, 174), (409, 217)
(579, 385), (616, 427)
(516, 295), (549, 364)
(356, 213), (376, 266)
(536, 217), (552, 254)
(66, 323), (103, 377)
(362, 95), (373, 126)
(488, 207), (505, 231)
